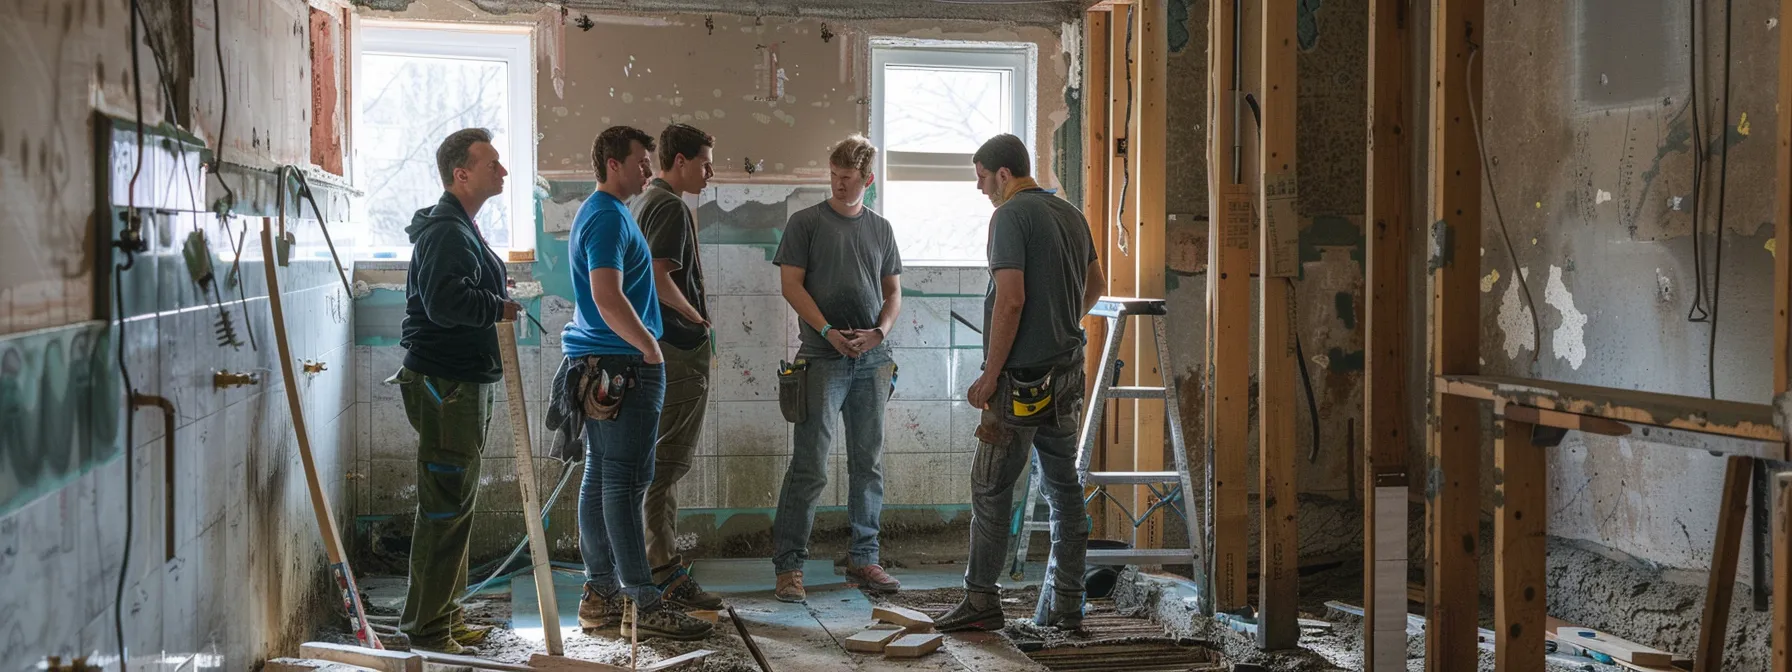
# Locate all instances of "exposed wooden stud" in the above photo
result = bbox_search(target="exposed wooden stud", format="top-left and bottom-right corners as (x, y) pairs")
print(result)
(1425, 0), (1484, 669)
(1132, 0), (1169, 551)
(1773, 472), (1790, 671)
(1362, 0), (1412, 665)
(1105, 5), (1139, 541)
(1778, 0), (1792, 397)
(1494, 417), (1546, 672)
(1438, 375), (1783, 446)
(1499, 405), (1630, 438)
(1205, 0), (1250, 614)
(1081, 11), (1112, 540)
(1255, 0), (1298, 650)
(1694, 455), (1753, 672)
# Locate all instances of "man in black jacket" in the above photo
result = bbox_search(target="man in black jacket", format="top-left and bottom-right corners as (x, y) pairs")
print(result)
(393, 127), (521, 654)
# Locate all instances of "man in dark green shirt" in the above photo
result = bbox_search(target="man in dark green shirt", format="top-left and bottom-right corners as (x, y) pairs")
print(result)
(629, 124), (725, 610)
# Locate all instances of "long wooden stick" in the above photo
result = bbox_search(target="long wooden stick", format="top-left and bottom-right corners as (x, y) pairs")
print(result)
(260, 218), (382, 649)
(1694, 455), (1752, 671)
(496, 320), (564, 656)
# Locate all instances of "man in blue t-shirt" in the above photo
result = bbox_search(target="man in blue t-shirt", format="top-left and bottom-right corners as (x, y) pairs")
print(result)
(564, 125), (712, 641)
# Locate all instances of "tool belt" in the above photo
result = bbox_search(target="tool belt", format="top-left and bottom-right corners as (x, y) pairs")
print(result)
(571, 355), (635, 421)
(777, 358), (809, 424)
(975, 360), (1084, 444)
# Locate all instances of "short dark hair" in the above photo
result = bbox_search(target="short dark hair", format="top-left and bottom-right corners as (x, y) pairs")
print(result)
(592, 126), (656, 181)
(973, 134), (1031, 178)
(657, 123), (715, 171)
(436, 128), (492, 187)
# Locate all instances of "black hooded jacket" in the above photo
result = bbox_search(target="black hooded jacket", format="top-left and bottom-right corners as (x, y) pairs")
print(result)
(400, 192), (511, 384)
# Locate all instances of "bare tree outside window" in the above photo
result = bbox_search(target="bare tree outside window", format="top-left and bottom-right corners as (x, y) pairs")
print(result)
(355, 53), (513, 251)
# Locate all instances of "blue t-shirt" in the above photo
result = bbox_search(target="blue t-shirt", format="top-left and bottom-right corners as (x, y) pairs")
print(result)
(562, 190), (662, 357)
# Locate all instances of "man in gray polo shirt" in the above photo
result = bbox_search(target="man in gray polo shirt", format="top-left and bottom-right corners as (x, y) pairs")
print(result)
(938, 133), (1105, 633)
(769, 134), (903, 602)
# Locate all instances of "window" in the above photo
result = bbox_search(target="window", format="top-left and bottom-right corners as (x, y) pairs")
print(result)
(354, 23), (535, 257)
(871, 41), (1035, 266)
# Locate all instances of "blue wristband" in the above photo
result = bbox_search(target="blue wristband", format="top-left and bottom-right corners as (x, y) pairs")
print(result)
(820, 324), (834, 339)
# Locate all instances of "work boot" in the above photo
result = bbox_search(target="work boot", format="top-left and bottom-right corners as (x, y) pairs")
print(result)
(659, 565), (726, 610)
(408, 633), (476, 655)
(935, 594), (1005, 632)
(843, 563), (901, 594)
(1033, 590), (1086, 632)
(774, 570), (806, 603)
(450, 621), (493, 646)
(1035, 608), (1085, 632)
(579, 586), (624, 634)
(624, 599), (716, 641)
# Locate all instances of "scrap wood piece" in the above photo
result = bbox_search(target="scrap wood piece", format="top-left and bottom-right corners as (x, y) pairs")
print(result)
(871, 605), (934, 630)
(527, 654), (628, 672)
(413, 651), (535, 672)
(884, 633), (945, 659)
(845, 628), (905, 653)
(1551, 625), (1675, 666)
(640, 651), (716, 672)
(297, 643), (421, 672)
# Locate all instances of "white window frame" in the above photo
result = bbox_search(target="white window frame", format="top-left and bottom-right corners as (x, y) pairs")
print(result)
(870, 39), (1036, 266)
(353, 22), (536, 258)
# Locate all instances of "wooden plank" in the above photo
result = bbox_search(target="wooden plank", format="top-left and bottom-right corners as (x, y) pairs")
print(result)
(1694, 455), (1753, 672)
(1104, 5), (1138, 542)
(639, 650), (715, 672)
(872, 605), (935, 630)
(845, 628), (904, 653)
(526, 654), (628, 672)
(265, 220), (383, 650)
(1555, 627), (1676, 667)
(497, 321), (564, 655)
(1777, 0), (1792, 397)
(1255, 0), (1298, 651)
(1773, 472), (1790, 671)
(1205, 0), (1250, 615)
(1501, 405), (1632, 437)
(1438, 375), (1782, 445)
(1494, 417), (1546, 672)
(884, 633), (945, 659)
(1424, 0), (1483, 669)
(1132, 0), (1168, 552)
(297, 643), (421, 672)
(1362, 0), (1412, 665)
(1081, 11), (1112, 540)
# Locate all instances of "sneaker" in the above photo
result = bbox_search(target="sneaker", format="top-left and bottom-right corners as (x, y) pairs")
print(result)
(450, 621), (493, 646)
(579, 586), (624, 633)
(935, 598), (1006, 632)
(774, 570), (806, 603)
(659, 566), (726, 611)
(624, 599), (716, 641)
(843, 563), (901, 593)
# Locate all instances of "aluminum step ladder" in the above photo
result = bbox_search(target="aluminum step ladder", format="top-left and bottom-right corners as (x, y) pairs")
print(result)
(1007, 297), (1206, 596)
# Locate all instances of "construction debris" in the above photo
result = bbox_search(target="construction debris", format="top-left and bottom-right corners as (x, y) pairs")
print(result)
(870, 605), (934, 631)
(883, 633), (944, 658)
(297, 643), (421, 672)
(844, 627), (905, 653)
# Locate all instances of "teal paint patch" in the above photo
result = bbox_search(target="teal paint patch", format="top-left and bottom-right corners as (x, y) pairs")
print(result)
(0, 322), (123, 517)
(1326, 347), (1365, 371)
(1334, 292), (1356, 330)
(1639, 111), (1691, 187)
(1297, 0), (1324, 51)
(1169, 0), (1192, 52)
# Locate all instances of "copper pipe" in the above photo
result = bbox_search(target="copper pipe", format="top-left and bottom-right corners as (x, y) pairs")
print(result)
(131, 393), (175, 562)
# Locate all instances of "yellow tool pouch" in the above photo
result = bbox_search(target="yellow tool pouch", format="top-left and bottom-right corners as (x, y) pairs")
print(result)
(777, 359), (809, 424)
(1002, 369), (1057, 428)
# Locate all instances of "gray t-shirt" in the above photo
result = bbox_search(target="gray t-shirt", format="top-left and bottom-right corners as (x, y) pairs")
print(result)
(984, 190), (1098, 370)
(774, 202), (903, 358)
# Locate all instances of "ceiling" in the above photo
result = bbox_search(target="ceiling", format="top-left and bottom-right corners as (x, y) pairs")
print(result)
(414, 0), (1092, 25)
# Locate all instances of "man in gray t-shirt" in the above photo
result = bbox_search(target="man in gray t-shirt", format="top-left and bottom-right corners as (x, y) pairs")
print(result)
(940, 134), (1106, 635)
(768, 135), (904, 602)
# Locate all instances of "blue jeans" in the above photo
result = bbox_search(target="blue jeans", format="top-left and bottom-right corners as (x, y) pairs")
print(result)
(771, 346), (895, 574)
(578, 357), (666, 607)
(964, 365), (1088, 623)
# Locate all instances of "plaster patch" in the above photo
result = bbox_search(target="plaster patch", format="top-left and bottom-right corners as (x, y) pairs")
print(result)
(1545, 265), (1589, 370)
(1498, 267), (1534, 360)
(1595, 189), (1613, 205)
(510, 281), (544, 300)
(1480, 268), (1501, 293)
(1656, 268), (1672, 303)
(1770, 17), (1780, 29)
(713, 184), (801, 213)
(752, 112), (772, 124)
(1669, 195), (1685, 211)
(352, 280), (405, 299)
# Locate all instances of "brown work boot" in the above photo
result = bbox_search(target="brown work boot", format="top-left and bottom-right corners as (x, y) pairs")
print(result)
(843, 563), (901, 594)
(579, 586), (624, 633)
(774, 570), (806, 603)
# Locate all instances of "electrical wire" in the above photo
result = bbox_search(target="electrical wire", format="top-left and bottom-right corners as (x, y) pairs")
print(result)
(1686, 0), (1711, 323)
(1706, 0), (1734, 400)
(208, 0), (237, 211)
(115, 3), (149, 669)
(1464, 41), (1542, 365)
(462, 459), (578, 599)
(1112, 5), (1135, 256)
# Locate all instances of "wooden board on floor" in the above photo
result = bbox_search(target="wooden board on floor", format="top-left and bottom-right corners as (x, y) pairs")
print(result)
(1255, 0), (1299, 652)
(1693, 455), (1753, 671)
(1555, 627), (1676, 667)
(1205, 0), (1251, 614)
(298, 643), (420, 672)
(845, 628), (904, 653)
(872, 605), (934, 630)
(1424, 1), (1485, 670)
(885, 633), (945, 659)
(1494, 418), (1546, 671)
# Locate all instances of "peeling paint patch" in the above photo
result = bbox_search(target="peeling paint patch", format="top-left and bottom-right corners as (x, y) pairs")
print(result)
(1480, 268), (1501, 293)
(1296, 0), (1324, 51)
(1738, 112), (1751, 136)
(510, 281), (544, 300)
(712, 184), (800, 212)
(1669, 195), (1685, 211)
(1545, 265), (1588, 370)
(1655, 269), (1672, 303)
(1770, 17), (1780, 29)
(1324, 347), (1364, 371)
(1168, 0), (1192, 52)
(1595, 189), (1613, 205)
(1767, 238), (1777, 257)
(1498, 267), (1534, 360)
(1333, 292), (1355, 330)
